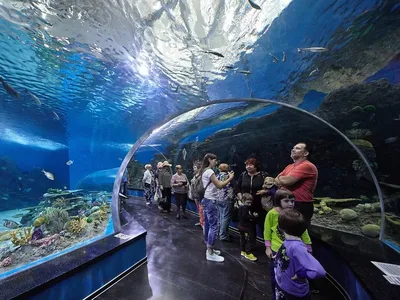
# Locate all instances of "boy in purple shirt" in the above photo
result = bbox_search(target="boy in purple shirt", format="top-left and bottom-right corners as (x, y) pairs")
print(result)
(274, 208), (326, 299)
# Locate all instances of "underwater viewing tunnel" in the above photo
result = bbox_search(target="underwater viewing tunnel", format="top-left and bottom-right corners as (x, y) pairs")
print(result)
(0, 0), (400, 299)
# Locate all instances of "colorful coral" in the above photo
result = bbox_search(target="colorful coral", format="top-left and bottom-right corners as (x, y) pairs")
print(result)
(10, 227), (32, 246)
(30, 234), (59, 248)
(52, 197), (67, 208)
(66, 217), (87, 234)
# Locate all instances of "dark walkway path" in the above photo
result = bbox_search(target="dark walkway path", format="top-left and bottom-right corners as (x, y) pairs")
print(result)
(95, 197), (345, 300)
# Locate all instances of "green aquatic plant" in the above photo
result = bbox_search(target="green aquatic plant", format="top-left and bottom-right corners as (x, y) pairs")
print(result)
(43, 207), (69, 234)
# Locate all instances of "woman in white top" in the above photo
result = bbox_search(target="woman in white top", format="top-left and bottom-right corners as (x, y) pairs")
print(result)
(201, 153), (234, 262)
(143, 164), (155, 205)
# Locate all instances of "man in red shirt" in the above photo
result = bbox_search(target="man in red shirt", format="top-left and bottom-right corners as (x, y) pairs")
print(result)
(274, 143), (318, 227)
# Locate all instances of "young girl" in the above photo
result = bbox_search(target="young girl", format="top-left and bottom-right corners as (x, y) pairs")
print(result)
(274, 208), (326, 299)
(264, 190), (312, 300)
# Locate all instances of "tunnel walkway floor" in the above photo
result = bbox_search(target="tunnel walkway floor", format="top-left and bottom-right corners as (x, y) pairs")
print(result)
(95, 197), (345, 300)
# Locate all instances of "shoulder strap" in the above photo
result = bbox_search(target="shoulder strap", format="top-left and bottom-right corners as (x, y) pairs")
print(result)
(205, 179), (212, 189)
(202, 170), (212, 189)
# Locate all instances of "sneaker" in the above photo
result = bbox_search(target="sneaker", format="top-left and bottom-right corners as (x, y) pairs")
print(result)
(195, 222), (201, 226)
(244, 253), (257, 261)
(206, 252), (224, 262)
(206, 249), (221, 255)
(146, 202), (150, 206)
(241, 251), (246, 257)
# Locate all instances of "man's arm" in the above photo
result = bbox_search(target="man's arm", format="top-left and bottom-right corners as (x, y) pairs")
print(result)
(275, 174), (299, 187)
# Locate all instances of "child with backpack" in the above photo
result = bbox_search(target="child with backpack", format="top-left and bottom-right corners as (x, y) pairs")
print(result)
(264, 190), (312, 300)
(274, 208), (326, 299)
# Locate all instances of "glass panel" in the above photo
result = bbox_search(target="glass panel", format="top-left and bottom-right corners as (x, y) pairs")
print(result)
(0, 120), (114, 279)
(128, 100), (386, 245)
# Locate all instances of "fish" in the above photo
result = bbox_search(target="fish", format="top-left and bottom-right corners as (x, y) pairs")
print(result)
(66, 160), (74, 165)
(309, 68), (319, 76)
(202, 50), (224, 58)
(222, 65), (235, 70)
(18, 177), (22, 180)
(269, 53), (279, 63)
(42, 169), (55, 180)
(0, 77), (20, 99)
(385, 137), (398, 144)
(3, 219), (21, 229)
(352, 122), (360, 127)
(248, 0), (261, 10)
(25, 90), (41, 106)
(63, 186), (68, 189)
(23, 188), (32, 193)
(297, 47), (328, 53)
(282, 52), (286, 62)
(118, 157), (123, 161)
(237, 70), (252, 75)
(393, 115), (400, 121)
(52, 111), (60, 120)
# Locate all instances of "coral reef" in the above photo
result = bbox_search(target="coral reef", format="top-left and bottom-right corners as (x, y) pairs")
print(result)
(52, 197), (67, 208)
(30, 234), (59, 248)
(65, 217), (87, 234)
(317, 201), (332, 215)
(10, 228), (32, 246)
(42, 207), (69, 234)
(356, 203), (380, 213)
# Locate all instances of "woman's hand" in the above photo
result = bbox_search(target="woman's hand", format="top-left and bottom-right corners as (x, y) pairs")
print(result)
(228, 171), (235, 179)
(256, 189), (266, 195)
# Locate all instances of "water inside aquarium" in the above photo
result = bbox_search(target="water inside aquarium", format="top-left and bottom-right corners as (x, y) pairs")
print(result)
(0, 0), (399, 276)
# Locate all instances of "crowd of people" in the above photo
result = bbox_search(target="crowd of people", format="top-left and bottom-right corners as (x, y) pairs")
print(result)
(141, 143), (326, 300)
